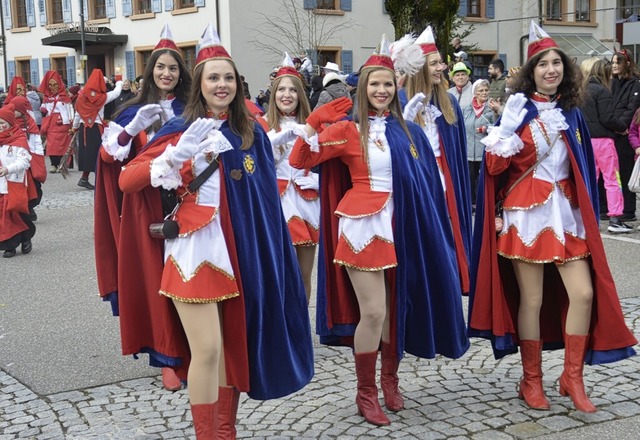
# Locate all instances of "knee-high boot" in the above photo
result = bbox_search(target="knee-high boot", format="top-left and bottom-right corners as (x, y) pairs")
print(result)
(217, 386), (240, 439)
(559, 334), (597, 413)
(191, 403), (218, 440)
(380, 342), (404, 411)
(518, 340), (550, 409)
(354, 351), (390, 426)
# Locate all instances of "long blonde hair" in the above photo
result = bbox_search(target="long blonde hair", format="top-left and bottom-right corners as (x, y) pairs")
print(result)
(355, 67), (414, 161)
(404, 55), (457, 125)
(266, 75), (311, 130)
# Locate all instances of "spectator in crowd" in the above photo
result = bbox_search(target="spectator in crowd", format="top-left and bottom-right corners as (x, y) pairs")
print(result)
(454, 51), (473, 76)
(308, 74), (324, 109)
(610, 49), (640, 221)
(451, 36), (464, 62)
(240, 75), (251, 100)
(448, 62), (473, 109)
(256, 69), (277, 112)
(26, 85), (43, 129)
(299, 51), (314, 83)
(462, 79), (494, 207)
(133, 75), (143, 94)
(469, 22), (638, 414)
(321, 61), (341, 76)
(314, 70), (350, 110)
(487, 58), (507, 112)
(580, 58), (632, 233)
(113, 79), (136, 111)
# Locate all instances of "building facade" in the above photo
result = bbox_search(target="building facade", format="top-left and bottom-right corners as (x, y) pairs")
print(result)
(0, 0), (393, 97)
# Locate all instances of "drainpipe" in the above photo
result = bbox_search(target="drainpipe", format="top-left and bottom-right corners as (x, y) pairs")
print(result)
(0, 0), (7, 87)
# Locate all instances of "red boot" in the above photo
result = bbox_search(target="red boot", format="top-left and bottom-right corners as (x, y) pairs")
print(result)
(191, 402), (218, 440)
(380, 342), (404, 411)
(518, 340), (550, 410)
(217, 386), (240, 439)
(162, 367), (182, 391)
(559, 334), (597, 413)
(354, 351), (390, 426)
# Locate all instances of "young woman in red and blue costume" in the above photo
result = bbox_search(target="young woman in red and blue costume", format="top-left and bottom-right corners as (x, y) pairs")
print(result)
(257, 53), (319, 301)
(118, 24), (313, 439)
(95, 25), (190, 392)
(468, 22), (637, 414)
(399, 26), (472, 296)
(290, 35), (468, 427)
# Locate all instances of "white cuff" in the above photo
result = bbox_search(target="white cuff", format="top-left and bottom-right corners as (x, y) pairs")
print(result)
(481, 131), (524, 158)
(151, 146), (182, 190)
(304, 133), (320, 153)
(102, 121), (132, 161)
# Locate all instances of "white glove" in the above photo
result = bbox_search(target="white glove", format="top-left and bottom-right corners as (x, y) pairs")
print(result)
(115, 80), (123, 88)
(295, 172), (319, 191)
(167, 118), (215, 165)
(124, 104), (163, 136)
(497, 93), (528, 139)
(267, 128), (297, 146)
(403, 92), (426, 122)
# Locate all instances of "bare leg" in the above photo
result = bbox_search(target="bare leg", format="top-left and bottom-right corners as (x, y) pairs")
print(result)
(346, 268), (386, 353)
(556, 259), (593, 335)
(512, 260), (544, 340)
(381, 281), (391, 344)
(172, 300), (221, 404)
(296, 245), (317, 303)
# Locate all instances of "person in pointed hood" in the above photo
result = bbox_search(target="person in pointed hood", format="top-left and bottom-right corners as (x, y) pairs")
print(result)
(39, 70), (73, 172)
(290, 34), (469, 427)
(95, 23), (192, 394)
(3, 76), (27, 106)
(468, 20), (637, 414)
(0, 103), (35, 258)
(400, 25), (473, 297)
(118, 23), (313, 439)
(71, 69), (122, 190)
(256, 52), (318, 302)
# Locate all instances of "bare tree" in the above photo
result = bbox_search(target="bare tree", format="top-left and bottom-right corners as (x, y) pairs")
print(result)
(252, 0), (358, 66)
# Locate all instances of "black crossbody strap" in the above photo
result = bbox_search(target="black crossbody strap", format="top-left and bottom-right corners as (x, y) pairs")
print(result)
(186, 158), (219, 194)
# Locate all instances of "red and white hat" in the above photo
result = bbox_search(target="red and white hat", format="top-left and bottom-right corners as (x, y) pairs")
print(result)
(527, 21), (560, 59)
(153, 24), (181, 55)
(362, 34), (394, 72)
(275, 52), (301, 79)
(195, 23), (232, 67)
(415, 26), (438, 56)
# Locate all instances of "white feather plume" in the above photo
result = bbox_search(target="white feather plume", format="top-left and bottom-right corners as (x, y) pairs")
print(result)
(390, 33), (426, 76)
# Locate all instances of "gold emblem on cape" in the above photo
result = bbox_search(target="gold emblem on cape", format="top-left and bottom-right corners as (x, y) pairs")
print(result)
(575, 128), (581, 144)
(230, 169), (242, 180)
(243, 154), (255, 175)
(409, 143), (419, 159)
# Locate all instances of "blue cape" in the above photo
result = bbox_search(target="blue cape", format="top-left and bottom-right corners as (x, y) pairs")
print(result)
(316, 115), (469, 360)
(468, 100), (637, 365)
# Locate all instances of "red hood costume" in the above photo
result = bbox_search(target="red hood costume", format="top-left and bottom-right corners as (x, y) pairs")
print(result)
(3, 76), (27, 106)
(75, 69), (107, 128)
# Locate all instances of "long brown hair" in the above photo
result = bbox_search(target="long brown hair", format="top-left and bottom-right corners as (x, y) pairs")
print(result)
(404, 53), (456, 125)
(355, 67), (414, 161)
(265, 74), (311, 130)
(612, 50), (640, 80)
(511, 49), (583, 111)
(113, 49), (192, 132)
(182, 59), (254, 150)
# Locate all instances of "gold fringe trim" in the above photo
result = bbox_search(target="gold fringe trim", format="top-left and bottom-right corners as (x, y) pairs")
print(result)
(293, 240), (317, 247)
(498, 225), (586, 247)
(286, 215), (319, 231)
(340, 232), (394, 254)
(497, 251), (590, 265)
(334, 193), (392, 218)
(503, 183), (554, 211)
(333, 259), (397, 271)
(159, 290), (240, 304)
(176, 211), (218, 238)
(166, 255), (236, 283)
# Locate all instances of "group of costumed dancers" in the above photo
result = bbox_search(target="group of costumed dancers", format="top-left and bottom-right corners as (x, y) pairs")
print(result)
(1, 19), (636, 439)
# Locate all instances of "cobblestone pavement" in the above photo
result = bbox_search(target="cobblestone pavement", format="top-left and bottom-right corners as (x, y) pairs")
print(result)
(2, 175), (639, 439)
(1, 296), (638, 440)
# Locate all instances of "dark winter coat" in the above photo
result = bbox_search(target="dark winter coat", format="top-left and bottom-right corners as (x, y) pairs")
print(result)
(580, 78), (627, 139)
